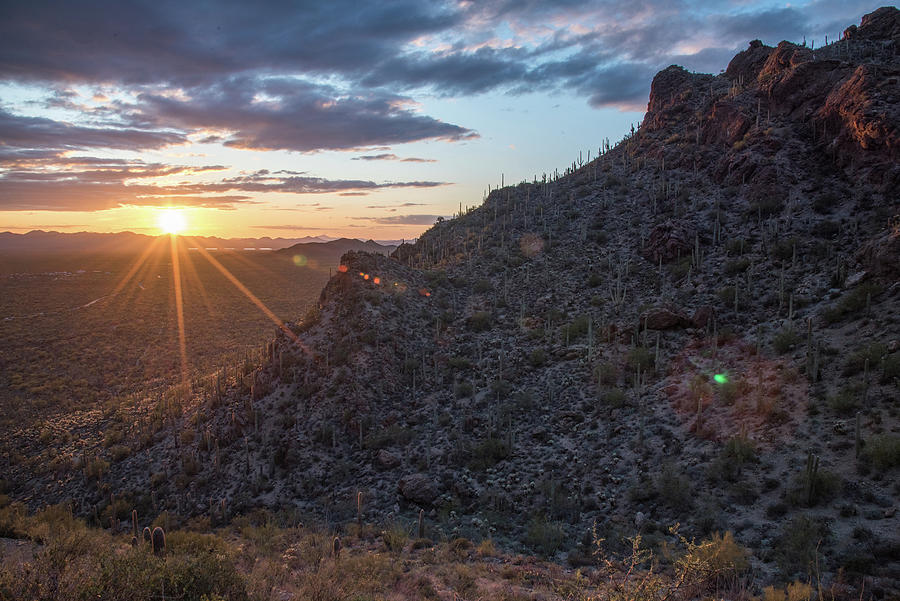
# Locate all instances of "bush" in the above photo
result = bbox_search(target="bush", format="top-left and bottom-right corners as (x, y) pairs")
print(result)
(454, 381), (473, 398)
(473, 279), (492, 293)
(563, 315), (590, 340)
(528, 348), (547, 367)
(468, 438), (510, 471)
(863, 435), (900, 471)
(827, 385), (860, 415)
(724, 258), (750, 276)
(842, 343), (886, 376)
(363, 425), (414, 450)
(466, 312), (492, 332)
(625, 347), (654, 372)
(655, 463), (693, 511)
(823, 282), (881, 324)
(382, 521), (408, 553)
(773, 328), (800, 354)
(525, 516), (565, 556)
(774, 515), (829, 576)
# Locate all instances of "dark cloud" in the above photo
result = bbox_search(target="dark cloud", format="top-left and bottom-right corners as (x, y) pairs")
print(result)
(0, 1), (460, 85)
(0, 165), (449, 211)
(0, 108), (186, 151)
(127, 77), (476, 152)
(0, 0), (878, 147)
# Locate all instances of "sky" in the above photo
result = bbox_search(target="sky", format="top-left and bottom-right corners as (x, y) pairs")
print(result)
(0, 0), (877, 240)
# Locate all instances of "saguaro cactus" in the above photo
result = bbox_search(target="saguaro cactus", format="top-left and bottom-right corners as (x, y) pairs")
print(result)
(152, 526), (166, 557)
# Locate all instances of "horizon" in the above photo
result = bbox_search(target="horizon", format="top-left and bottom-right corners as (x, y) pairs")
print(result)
(0, 1), (878, 240)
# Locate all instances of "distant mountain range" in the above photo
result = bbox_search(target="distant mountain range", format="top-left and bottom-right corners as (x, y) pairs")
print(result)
(0, 230), (405, 253)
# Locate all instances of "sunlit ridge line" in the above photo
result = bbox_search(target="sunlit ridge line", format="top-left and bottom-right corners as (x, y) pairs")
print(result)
(186, 237), (309, 353)
(170, 234), (190, 390)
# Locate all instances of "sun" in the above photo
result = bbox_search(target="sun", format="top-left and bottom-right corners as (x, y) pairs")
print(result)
(158, 209), (187, 235)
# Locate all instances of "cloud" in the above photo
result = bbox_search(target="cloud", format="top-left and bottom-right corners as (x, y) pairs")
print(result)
(0, 165), (450, 211)
(0, 0), (878, 137)
(0, 108), (186, 151)
(365, 202), (426, 209)
(126, 77), (477, 152)
(358, 214), (445, 225)
(353, 153), (436, 163)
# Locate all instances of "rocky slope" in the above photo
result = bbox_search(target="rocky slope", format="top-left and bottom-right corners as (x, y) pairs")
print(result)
(6, 7), (900, 596)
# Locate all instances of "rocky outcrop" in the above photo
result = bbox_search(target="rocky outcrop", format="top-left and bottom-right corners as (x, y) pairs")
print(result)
(642, 220), (695, 263)
(398, 474), (439, 505)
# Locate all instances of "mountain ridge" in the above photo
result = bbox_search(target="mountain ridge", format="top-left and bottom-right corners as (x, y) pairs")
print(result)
(5, 7), (899, 594)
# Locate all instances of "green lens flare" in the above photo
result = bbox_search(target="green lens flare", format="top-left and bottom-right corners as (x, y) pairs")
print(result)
(713, 373), (728, 384)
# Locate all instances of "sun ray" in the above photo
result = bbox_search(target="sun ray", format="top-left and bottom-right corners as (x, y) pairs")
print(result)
(170, 234), (190, 389)
(110, 235), (165, 298)
(178, 245), (219, 320)
(185, 237), (308, 352)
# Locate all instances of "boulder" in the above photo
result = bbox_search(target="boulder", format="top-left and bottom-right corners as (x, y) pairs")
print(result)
(398, 474), (439, 505)
(640, 308), (690, 330)
(377, 450), (401, 470)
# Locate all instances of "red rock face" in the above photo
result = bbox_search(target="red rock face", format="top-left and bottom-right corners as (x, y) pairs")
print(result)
(638, 6), (900, 194)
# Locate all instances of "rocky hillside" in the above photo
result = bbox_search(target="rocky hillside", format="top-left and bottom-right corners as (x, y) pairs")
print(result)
(7, 6), (900, 596)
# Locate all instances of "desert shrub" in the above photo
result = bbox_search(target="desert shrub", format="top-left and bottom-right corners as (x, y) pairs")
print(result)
(748, 197), (784, 219)
(467, 311), (492, 332)
(601, 388), (627, 408)
(823, 282), (881, 324)
(725, 238), (747, 256)
(562, 315), (590, 340)
(382, 521), (408, 553)
(882, 353), (900, 384)
(587, 272), (602, 287)
(774, 515), (829, 576)
(490, 378), (512, 398)
(363, 425), (413, 450)
(103, 428), (124, 447)
(655, 463), (693, 511)
(468, 438), (510, 471)
(710, 434), (756, 482)
(762, 580), (814, 601)
(85, 457), (110, 481)
(842, 342), (886, 376)
(691, 531), (749, 573)
(717, 286), (736, 305)
(454, 381), (473, 398)
(625, 347), (654, 372)
(528, 348), (547, 367)
(827, 385), (860, 415)
(525, 516), (565, 556)
(773, 328), (800, 354)
(448, 356), (472, 370)
(814, 220), (840, 238)
(771, 237), (797, 261)
(109, 444), (131, 462)
(862, 435), (900, 471)
(724, 258), (750, 276)
(596, 362), (618, 385)
(473, 278), (492, 293)
(813, 191), (839, 214)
